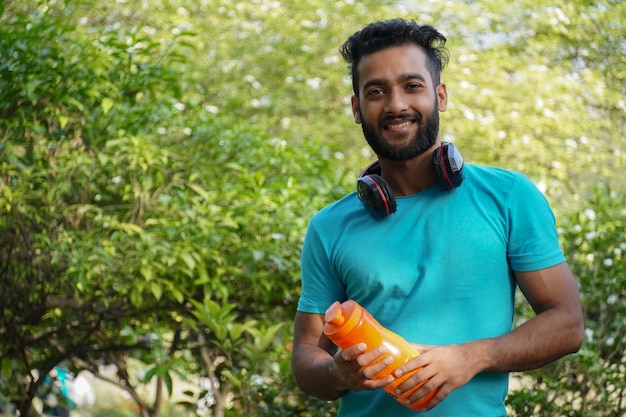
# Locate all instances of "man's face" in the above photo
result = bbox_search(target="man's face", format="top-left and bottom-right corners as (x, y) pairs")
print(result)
(351, 44), (448, 160)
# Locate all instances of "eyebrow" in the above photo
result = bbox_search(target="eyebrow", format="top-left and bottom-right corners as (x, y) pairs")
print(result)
(361, 73), (428, 92)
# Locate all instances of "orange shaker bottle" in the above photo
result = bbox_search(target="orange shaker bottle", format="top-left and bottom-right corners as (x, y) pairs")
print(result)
(324, 300), (438, 410)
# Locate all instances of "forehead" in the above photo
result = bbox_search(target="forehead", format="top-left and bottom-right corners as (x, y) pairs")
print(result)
(356, 44), (431, 88)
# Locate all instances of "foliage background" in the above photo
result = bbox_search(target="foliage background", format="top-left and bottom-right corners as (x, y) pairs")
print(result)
(0, 0), (624, 416)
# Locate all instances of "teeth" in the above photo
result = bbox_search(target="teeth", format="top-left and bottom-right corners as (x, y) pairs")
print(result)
(387, 121), (411, 129)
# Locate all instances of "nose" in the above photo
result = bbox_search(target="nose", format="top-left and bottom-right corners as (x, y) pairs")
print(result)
(384, 89), (409, 115)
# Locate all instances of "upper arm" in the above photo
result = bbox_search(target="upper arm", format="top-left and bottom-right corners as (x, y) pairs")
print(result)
(291, 311), (339, 391)
(515, 262), (583, 318)
(293, 311), (336, 355)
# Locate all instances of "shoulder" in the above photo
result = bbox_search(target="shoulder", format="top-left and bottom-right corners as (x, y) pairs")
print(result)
(465, 163), (526, 183)
(459, 164), (551, 219)
(464, 163), (541, 195)
(308, 192), (365, 227)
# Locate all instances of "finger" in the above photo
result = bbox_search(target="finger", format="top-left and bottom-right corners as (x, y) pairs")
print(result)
(361, 354), (394, 380)
(361, 374), (395, 390)
(399, 372), (444, 409)
(394, 355), (427, 379)
(394, 374), (428, 402)
(338, 342), (367, 361)
(408, 384), (444, 411)
(355, 345), (388, 368)
(351, 375), (393, 391)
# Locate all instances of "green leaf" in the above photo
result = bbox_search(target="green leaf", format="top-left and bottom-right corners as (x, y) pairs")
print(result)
(140, 266), (153, 281)
(143, 367), (158, 383)
(180, 252), (196, 270)
(115, 222), (144, 235)
(59, 115), (69, 128)
(170, 288), (184, 304)
(150, 282), (163, 301)
(1, 359), (13, 380)
(187, 183), (211, 201)
(220, 369), (242, 389)
(101, 97), (114, 114)
(164, 371), (173, 396)
(255, 323), (284, 352)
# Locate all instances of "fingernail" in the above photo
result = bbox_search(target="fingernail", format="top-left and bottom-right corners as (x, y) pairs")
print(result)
(384, 356), (393, 364)
(379, 345), (387, 353)
(358, 343), (367, 351)
(395, 369), (403, 377)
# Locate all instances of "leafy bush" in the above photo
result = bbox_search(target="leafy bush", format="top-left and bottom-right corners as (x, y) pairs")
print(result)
(1, 0), (347, 414)
(1, 0), (625, 416)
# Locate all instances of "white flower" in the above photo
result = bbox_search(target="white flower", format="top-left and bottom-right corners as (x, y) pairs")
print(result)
(306, 78), (322, 90)
(204, 105), (219, 114)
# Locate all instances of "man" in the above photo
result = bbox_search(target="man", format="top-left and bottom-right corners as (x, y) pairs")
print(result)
(291, 18), (584, 416)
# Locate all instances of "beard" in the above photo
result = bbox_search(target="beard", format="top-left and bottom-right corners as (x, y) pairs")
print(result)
(359, 101), (440, 161)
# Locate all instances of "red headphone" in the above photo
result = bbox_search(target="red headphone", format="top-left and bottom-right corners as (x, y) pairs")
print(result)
(357, 142), (465, 218)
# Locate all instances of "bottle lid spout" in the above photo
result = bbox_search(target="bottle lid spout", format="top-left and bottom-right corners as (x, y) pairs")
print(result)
(324, 300), (362, 340)
(325, 301), (344, 326)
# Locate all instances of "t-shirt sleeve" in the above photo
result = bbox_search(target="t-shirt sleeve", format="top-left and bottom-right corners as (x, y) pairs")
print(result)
(296, 216), (346, 314)
(506, 173), (566, 272)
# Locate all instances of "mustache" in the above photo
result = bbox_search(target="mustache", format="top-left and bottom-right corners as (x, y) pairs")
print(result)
(379, 113), (421, 127)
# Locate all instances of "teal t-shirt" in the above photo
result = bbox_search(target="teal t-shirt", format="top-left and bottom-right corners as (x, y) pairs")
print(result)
(297, 163), (565, 417)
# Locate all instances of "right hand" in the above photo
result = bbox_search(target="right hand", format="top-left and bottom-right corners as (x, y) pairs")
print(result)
(332, 343), (395, 392)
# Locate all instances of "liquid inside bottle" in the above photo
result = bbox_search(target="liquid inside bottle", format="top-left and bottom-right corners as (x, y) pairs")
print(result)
(324, 300), (438, 410)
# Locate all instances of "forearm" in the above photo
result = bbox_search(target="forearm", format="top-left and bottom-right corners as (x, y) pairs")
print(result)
(470, 306), (584, 373)
(292, 344), (347, 401)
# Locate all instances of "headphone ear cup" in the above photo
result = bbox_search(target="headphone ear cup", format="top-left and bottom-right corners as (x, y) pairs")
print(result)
(432, 142), (465, 190)
(357, 174), (397, 218)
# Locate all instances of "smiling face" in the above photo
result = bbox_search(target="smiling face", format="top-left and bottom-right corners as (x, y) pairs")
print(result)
(351, 44), (448, 161)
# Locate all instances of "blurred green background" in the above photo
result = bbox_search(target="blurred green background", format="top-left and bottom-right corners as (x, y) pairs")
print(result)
(1, 0), (624, 416)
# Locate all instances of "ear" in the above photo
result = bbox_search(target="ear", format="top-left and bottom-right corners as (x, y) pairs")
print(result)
(351, 95), (362, 124)
(436, 83), (448, 112)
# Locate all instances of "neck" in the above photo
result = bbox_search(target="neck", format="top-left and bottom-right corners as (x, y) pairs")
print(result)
(377, 141), (440, 196)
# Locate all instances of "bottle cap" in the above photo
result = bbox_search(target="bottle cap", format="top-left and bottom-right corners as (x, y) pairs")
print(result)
(324, 300), (362, 341)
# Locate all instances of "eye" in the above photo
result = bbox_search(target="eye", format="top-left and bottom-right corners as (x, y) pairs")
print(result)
(406, 82), (423, 91)
(365, 88), (385, 97)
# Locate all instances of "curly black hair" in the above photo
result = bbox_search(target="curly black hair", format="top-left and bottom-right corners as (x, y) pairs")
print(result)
(339, 19), (449, 95)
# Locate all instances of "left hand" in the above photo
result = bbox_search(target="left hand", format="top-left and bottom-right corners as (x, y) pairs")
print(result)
(393, 343), (479, 411)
